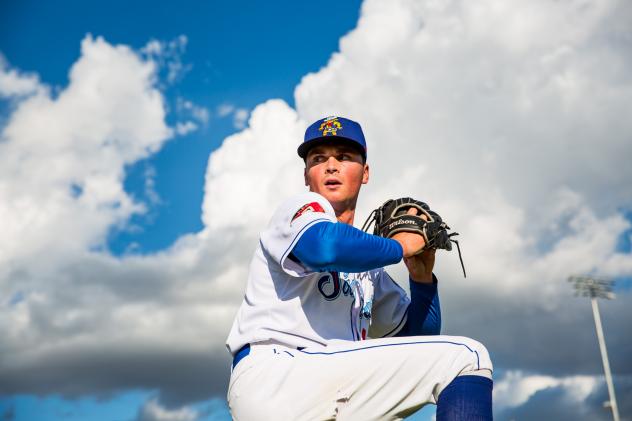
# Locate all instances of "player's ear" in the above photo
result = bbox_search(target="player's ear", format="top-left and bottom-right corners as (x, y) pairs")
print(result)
(362, 163), (369, 184)
(304, 166), (309, 186)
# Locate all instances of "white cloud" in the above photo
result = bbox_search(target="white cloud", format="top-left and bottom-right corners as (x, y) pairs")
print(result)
(293, 0), (632, 288)
(494, 370), (597, 410)
(0, 35), (171, 268)
(142, 40), (163, 56)
(232, 108), (249, 129)
(216, 103), (234, 117)
(141, 35), (191, 85)
(215, 103), (250, 129)
(190, 105), (210, 125)
(176, 97), (210, 126)
(144, 164), (161, 206)
(200, 0), (632, 404)
(1, 0), (632, 415)
(137, 398), (197, 421)
(0, 35), (255, 403)
(175, 121), (198, 136)
(0, 55), (44, 98)
(202, 100), (305, 233)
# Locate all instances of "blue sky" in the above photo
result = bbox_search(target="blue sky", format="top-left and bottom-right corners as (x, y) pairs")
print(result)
(0, 1), (368, 420)
(2, 1), (632, 420)
(1, 0), (362, 255)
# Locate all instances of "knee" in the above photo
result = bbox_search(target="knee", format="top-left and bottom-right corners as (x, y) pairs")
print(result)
(451, 336), (493, 374)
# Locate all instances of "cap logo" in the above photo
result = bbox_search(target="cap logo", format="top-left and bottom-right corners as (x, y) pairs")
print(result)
(318, 117), (342, 136)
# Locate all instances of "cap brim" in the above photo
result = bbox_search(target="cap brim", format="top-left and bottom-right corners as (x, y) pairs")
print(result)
(297, 136), (366, 160)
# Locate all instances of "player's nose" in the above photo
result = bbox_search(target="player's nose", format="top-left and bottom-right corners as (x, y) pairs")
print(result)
(325, 156), (340, 172)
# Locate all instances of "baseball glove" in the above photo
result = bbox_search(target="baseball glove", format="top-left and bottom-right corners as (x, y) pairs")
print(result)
(361, 197), (466, 277)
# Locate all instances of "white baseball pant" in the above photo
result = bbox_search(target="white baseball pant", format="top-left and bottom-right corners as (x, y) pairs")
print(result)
(227, 335), (493, 421)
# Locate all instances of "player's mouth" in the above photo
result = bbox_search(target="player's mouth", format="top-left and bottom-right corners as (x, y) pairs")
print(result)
(324, 179), (342, 189)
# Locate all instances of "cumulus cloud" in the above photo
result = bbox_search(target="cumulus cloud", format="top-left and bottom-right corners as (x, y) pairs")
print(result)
(177, 98), (210, 125)
(134, 398), (230, 421)
(215, 103), (234, 118)
(144, 164), (161, 206)
(215, 103), (250, 129)
(202, 100), (304, 232)
(142, 35), (191, 85)
(0, 35), (235, 405)
(169, 99), (210, 137)
(208, 0), (632, 415)
(494, 371), (597, 410)
(232, 108), (249, 129)
(175, 121), (198, 136)
(293, 0), (632, 320)
(496, 375), (632, 421)
(0, 55), (43, 98)
(136, 399), (197, 421)
(0, 34), (171, 267)
(1, 0), (632, 419)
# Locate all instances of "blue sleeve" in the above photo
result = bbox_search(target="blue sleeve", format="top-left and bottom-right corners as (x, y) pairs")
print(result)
(394, 275), (441, 336)
(291, 221), (403, 273)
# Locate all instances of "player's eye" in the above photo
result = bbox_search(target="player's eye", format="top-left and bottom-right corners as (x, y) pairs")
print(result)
(338, 154), (352, 161)
(310, 155), (326, 164)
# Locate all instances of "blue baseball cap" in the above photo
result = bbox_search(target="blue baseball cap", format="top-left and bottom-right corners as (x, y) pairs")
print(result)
(297, 116), (367, 161)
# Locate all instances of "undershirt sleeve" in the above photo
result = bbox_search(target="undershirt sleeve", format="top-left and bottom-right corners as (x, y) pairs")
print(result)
(291, 221), (403, 273)
(394, 275), (441, 336)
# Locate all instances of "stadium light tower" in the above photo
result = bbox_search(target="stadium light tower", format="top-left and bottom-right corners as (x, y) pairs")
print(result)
(568, 275), (620, 421)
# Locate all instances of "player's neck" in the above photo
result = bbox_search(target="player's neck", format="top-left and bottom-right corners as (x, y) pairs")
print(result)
(334, 206), (355, 225)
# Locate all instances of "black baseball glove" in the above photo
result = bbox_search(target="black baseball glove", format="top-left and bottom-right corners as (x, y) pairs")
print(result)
(361, 197), (466, 277)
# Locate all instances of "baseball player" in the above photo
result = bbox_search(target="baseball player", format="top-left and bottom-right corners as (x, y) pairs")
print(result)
(226, 116), (493, 420)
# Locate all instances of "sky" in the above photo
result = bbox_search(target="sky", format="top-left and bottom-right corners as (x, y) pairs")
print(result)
(1, 0), (632, 420)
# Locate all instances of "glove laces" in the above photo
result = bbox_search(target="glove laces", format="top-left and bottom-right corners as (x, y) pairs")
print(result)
(447, 232), (467, 278)
(360, 208), (378, 233)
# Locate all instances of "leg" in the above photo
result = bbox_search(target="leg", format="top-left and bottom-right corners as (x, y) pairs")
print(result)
(228, 335), (492, 421)
(436, 375), (493, 421)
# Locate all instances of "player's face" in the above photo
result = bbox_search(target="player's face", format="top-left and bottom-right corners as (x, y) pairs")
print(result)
(303, 143), (369, 208)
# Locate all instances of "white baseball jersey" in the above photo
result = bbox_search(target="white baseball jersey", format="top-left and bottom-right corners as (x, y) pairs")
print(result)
(225, 192), (410, 354)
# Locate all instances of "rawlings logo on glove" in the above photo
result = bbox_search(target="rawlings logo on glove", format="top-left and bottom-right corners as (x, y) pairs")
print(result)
(361, 197), (467, 277)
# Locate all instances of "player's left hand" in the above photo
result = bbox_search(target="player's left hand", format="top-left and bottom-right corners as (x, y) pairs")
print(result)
(363, 196), (467, 278)
(404, 248), (435, 284)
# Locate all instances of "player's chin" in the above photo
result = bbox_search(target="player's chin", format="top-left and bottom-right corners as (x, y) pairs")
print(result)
(314, 183), (340, 195)
(323, 183), (343, 192)
(320, 188), (352, 203)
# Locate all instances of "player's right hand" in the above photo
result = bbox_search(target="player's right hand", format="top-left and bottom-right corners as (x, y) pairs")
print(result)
(391, 208), (427, 257)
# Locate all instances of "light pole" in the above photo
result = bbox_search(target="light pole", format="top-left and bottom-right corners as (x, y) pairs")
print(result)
(568, 275), (620, 421)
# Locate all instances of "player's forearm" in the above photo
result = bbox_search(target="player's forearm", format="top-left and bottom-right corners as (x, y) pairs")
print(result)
(291, 221), (403, 272)
(395, 276), (441, 336)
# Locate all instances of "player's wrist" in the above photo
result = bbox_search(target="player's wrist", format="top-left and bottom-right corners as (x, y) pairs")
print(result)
(392, 236), (409, 257)
(409, 272), (434, 284)
(409, 274), (438, 292)
(389, 237), (405, 259)
(392, 232), (425, 258)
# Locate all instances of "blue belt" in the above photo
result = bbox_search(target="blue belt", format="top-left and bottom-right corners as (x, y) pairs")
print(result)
(232, 344), (251, 369)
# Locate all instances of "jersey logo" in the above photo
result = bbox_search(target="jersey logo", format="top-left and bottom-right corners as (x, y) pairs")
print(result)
(318, 272), (340, 300)
(317, 272), (354, 301)
(318, 116), (342, 136)
(292, 202), (325, 222)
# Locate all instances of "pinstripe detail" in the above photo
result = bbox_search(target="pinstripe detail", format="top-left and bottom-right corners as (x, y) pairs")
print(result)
(299, 339), (481, 370)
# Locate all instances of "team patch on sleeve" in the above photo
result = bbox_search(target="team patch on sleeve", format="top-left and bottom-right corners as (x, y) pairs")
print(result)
(292, 202), (325, 222)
